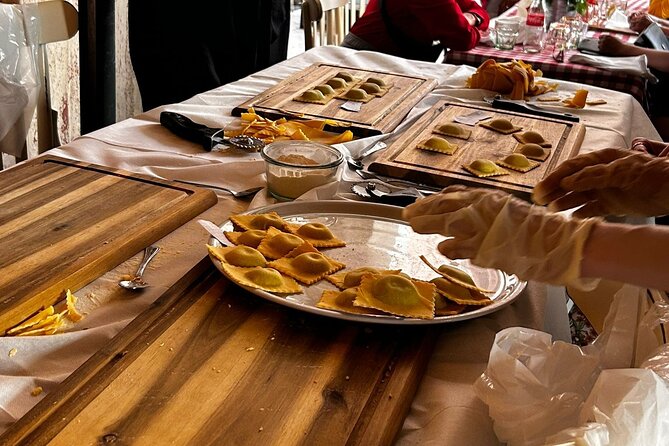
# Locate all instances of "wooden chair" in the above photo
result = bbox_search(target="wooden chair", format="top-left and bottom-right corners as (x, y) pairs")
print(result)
(0, 0), (77, 168)
(302, 0), (353, 49)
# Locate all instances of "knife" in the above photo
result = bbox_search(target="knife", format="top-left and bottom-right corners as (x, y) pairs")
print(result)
(160, 112), (264, 151)
(487, 96), (580, 122)
(355, 170), (443, 193)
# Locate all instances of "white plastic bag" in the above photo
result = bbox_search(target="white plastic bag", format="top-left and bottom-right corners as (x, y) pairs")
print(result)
(473, 327), (600, 446)
(475, 284), (669, 446)
(0, 2), (40, 157)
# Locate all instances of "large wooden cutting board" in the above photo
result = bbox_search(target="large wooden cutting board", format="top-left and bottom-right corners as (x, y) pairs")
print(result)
(0, 156), (217, 334)
(1, 258), (438, 446)
(232, 63), (438, 137)
(369, 101), (586, 198)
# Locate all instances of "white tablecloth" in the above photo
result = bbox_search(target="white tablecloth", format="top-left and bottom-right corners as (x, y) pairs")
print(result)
(0, 46), (660, 444)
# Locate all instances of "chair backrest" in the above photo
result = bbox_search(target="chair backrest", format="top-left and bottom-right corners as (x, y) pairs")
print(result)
(302, 0), (353, 50)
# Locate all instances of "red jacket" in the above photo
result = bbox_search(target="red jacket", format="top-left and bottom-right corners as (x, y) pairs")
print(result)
(349, 0), (490, 54)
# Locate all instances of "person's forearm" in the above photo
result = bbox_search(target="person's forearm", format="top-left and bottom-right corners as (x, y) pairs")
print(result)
(581, 222), (669, 290)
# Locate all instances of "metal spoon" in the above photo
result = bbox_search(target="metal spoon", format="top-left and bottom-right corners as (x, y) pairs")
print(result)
(172, 179), (263, 199)
(119, 245), (160, 290)
(346, 141), (387, 170)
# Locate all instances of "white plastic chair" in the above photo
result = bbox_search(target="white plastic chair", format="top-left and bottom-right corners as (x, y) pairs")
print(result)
(302, 0), (354, 49)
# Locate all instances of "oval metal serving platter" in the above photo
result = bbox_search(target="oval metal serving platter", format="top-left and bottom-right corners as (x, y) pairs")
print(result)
(209, 200), (526, 325)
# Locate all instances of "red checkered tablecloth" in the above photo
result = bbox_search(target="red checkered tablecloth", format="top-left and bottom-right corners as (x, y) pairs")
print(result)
(445, 0), (651, 107)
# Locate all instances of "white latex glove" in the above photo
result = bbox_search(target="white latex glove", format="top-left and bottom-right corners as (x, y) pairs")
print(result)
(533, 148), (669, 218)
(403, 185), (601, 287)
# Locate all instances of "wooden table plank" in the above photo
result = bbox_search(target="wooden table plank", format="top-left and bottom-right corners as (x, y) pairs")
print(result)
(1, 259), (438, 446)
(0, 156), (217, 334)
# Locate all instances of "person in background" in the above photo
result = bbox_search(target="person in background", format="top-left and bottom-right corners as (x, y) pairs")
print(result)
(402, 146), (669, 291)
(597, 33), (669, 140)
(341, 0), (490, 61)
(628, 11), (669, 36)
(128, 1), (291, 111)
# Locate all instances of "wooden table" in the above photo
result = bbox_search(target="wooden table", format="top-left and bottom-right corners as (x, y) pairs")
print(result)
(0, 46), (660, 446)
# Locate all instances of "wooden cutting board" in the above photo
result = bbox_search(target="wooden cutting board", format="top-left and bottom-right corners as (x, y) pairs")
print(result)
(0, 156), (217, 334)
(1, 258), (438, 446)
(369, 100), (586, 198)
(232, 63), (438, 137)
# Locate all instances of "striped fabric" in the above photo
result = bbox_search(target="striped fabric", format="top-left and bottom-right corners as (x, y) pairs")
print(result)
(445, 0), (651, 108)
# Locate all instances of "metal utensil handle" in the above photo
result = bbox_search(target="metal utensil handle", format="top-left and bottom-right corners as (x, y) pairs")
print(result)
(491, 98), (580, 122)
(135, 246), (160, 278)
(355, 141), (387, 161)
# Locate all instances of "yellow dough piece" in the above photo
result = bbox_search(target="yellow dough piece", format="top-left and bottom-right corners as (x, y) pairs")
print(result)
(420, 256), (494, 293)
(586, 98), (607, 106)
(431, 277), (493, 306)
(354, 274), (436, 319)
(326, 267), (403, 289)
(221, 264), (301, 294)
(285, 222), (346, 248)
(366, 77), (386, 87)
(536, 95), (561, 102)
(463, 159), (509, 178)
(316, 288), (383, 315)
(434, 293), (467, 316)
(294, 89), (332, 105)
(513, 130), (551, 148)
(340, 87), (373, 103)
(514, 143), (551, 161)
(313, 84), (336, 96)
(433, 123), (472, 140)
(207, 244), (267, 268)
(335, 71), (356, 82)
(230, 212), (288, 232)
(359, 82), (382, 94)
(417, 136), (459, 155)
(496, 153), (540, 173)
(257, 227), (311, 260)
(224, 229), (267, 248)
(563, 89), (589, 108)
(479, 118), (522, 134)
(268, 252), (345, 285)
(327, 77), (348, 90)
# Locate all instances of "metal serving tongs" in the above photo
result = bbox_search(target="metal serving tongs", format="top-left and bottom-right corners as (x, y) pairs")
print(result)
(483, 95), (580, 122)
(160, 111), (265, 151)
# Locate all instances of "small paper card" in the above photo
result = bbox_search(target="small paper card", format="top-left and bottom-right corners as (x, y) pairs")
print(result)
(341, 101), (362, 112)
(454, 111), (494, 126)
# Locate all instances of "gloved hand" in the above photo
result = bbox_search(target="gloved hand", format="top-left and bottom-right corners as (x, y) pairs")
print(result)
(403, 185), (600, 287)
(533, 148), (669, 218)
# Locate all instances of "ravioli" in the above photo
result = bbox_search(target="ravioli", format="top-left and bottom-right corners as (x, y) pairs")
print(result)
(207, 244), (267, 268)
(327, 77), (348, 90)
(294, 89), (332, 105)
(431, 277), (492, 306)
(257, 226), (310, 260)
(221, 263), (302, 294)
(417, 136), (459, 155)
(354, 274), (436, 319)
(316, 288), (383, 315)
(326, 267), (403, 289)
(230, 212), (288, 231)
(224, 229), (267, 248)
(514, 143), (551, 161)
(335, 71), (356, 82)
(340, 88), (373, 102)
(479, 118), (522, 134)
(268, 251), (345, 285)
(433, 122), (472, 140)
(313, 84), (336, 96)
(496, 153), (540, 173)
(463, 159), (508, 178)
(434, 293), (467, 316)
(285, 222), (346, 248)
(513, 130), (551, 148)
(420, 255), (494, 293)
